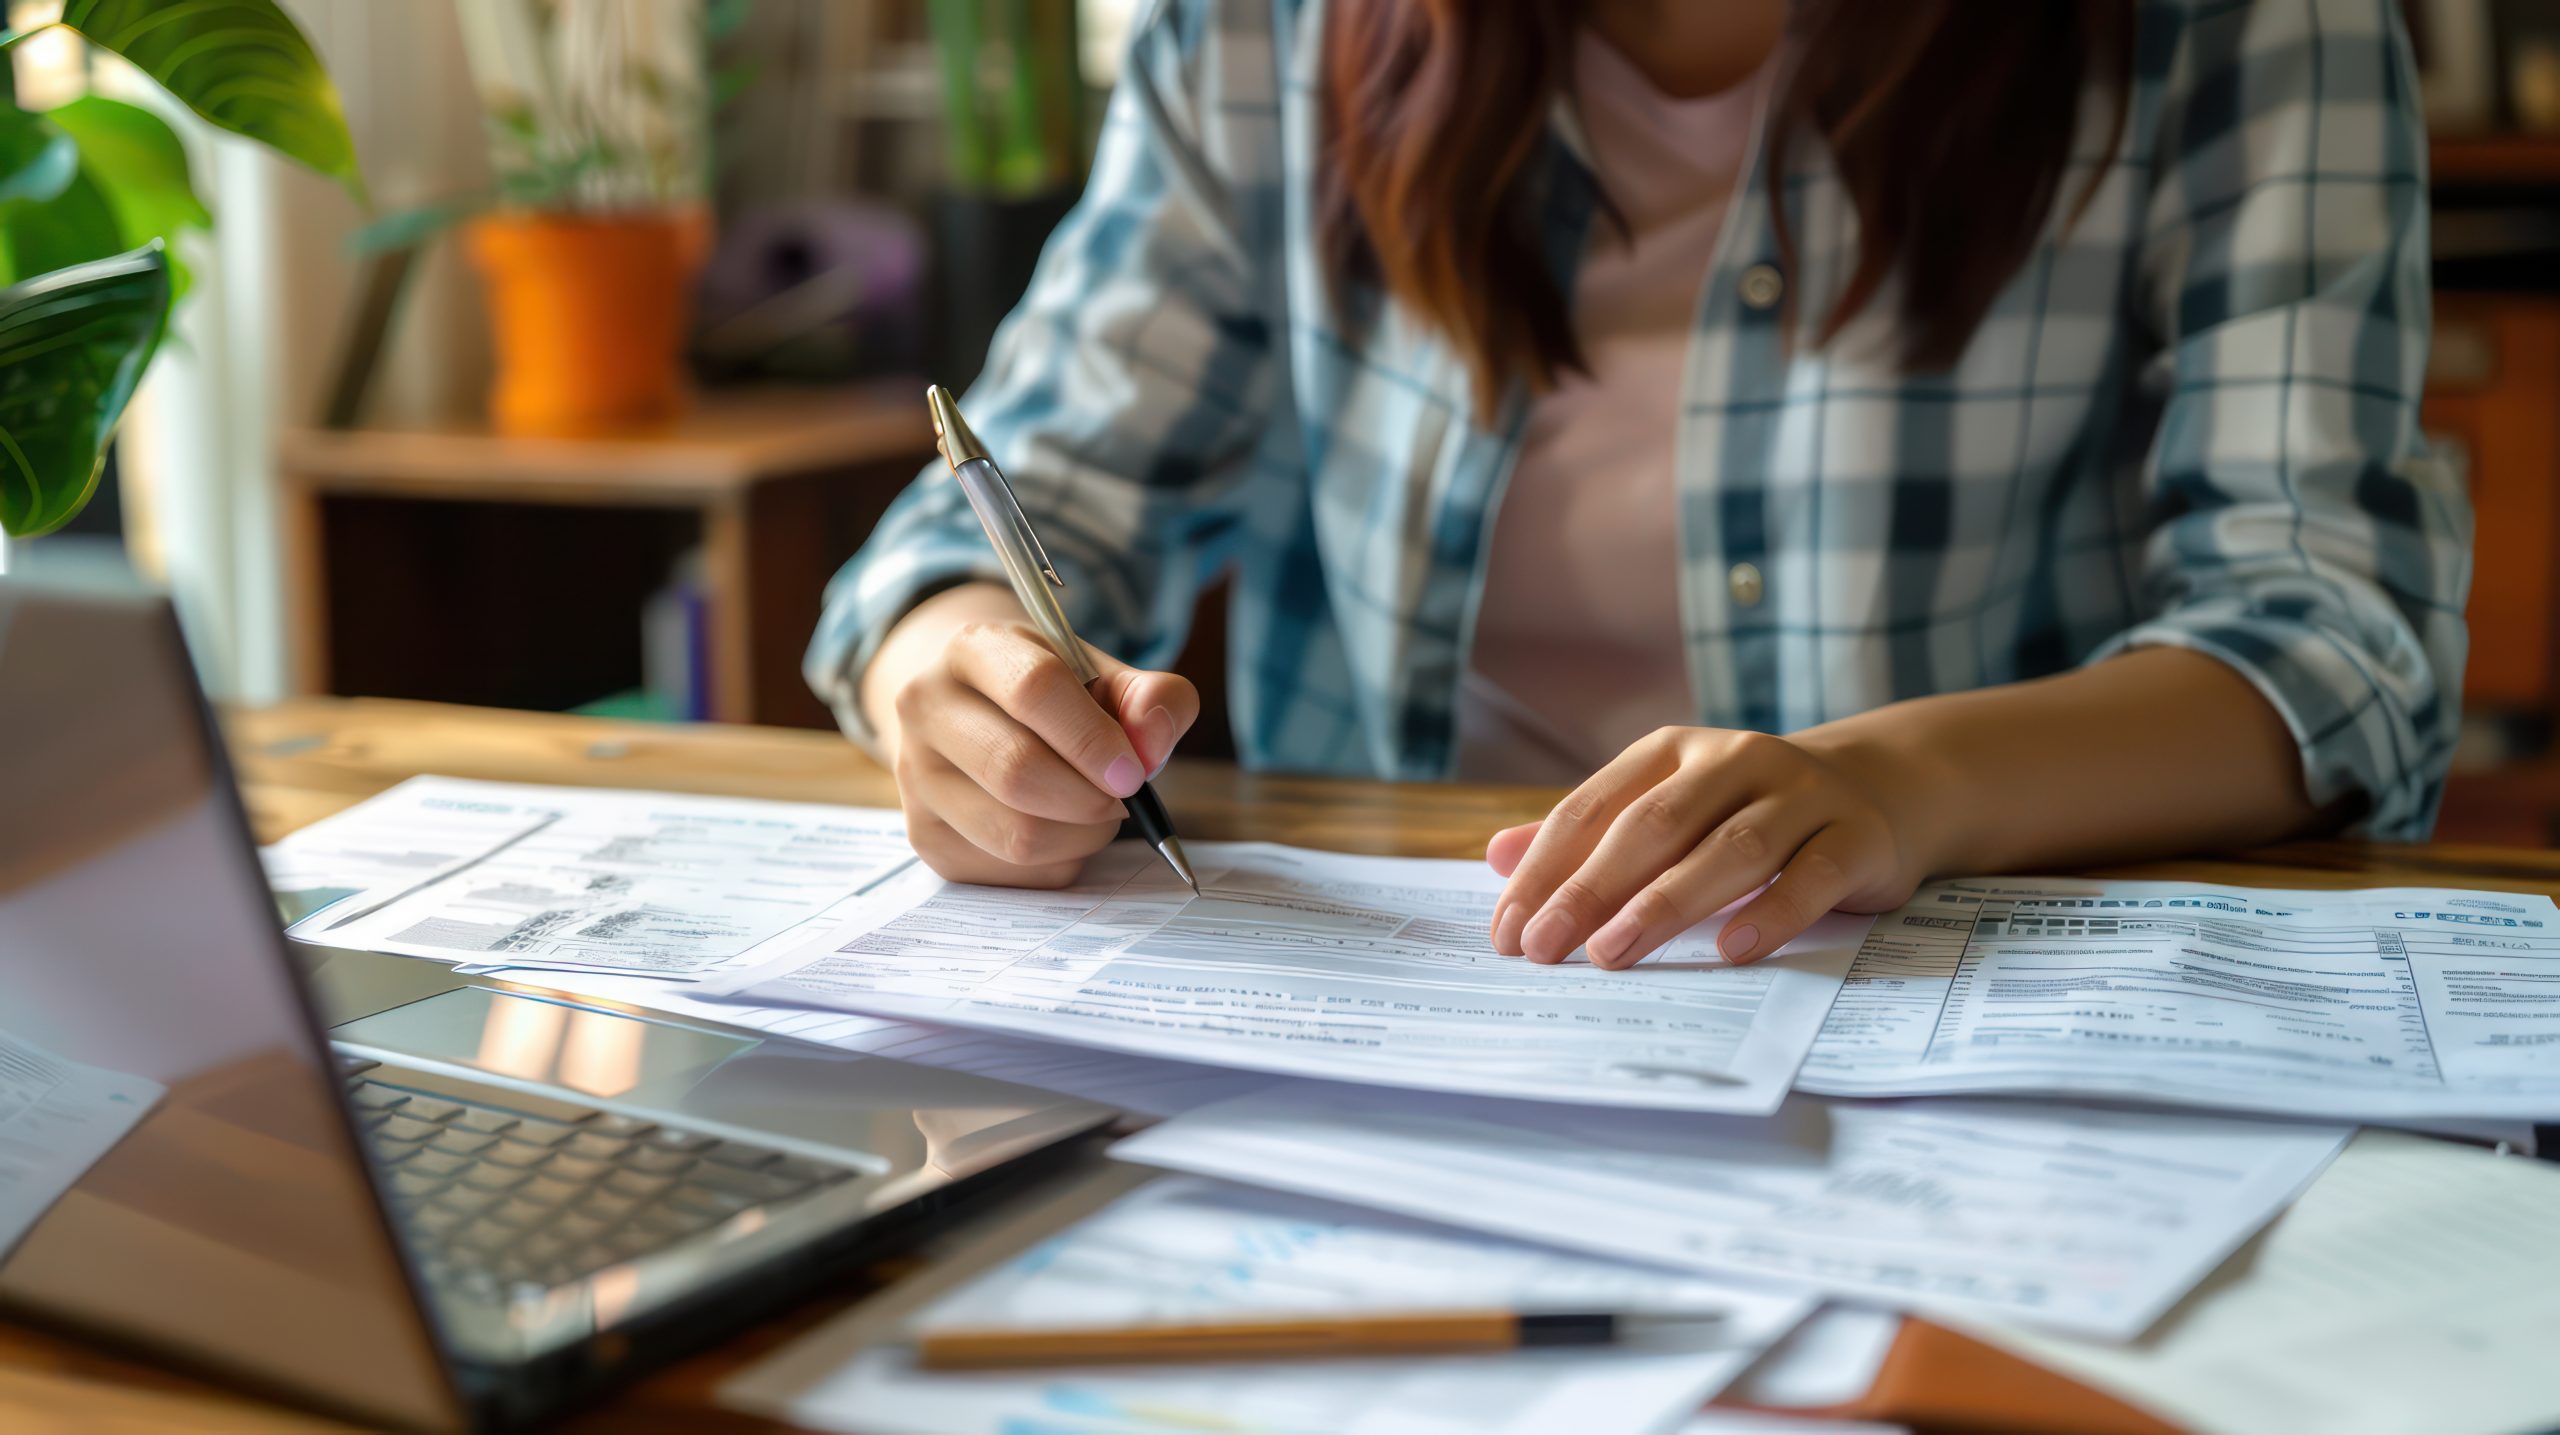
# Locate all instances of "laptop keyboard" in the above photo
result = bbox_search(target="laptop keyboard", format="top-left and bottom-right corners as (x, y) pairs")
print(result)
(339, 1056), (864, 1297)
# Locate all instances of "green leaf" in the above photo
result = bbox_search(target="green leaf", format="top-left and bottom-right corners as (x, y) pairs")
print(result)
(0, 165), (125, 287)
(0, 243), (169, 538)
(52, 0), (364, 202)
(347, 193), (487, 256)
(44, 97), (209, 300)
(0, 104), (76, 204)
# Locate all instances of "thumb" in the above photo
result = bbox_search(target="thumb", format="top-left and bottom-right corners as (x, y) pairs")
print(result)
(1085, 646), (1201, 775)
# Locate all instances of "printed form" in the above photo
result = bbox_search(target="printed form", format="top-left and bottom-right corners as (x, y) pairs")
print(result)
(723, 1176), (1812, 1435)
(1798, 878), (2560, 1119)
(709, 841), (1867, 1113)
(0, 1029), (163, 1262)
(1114, 1085), (2347, 1340)
(285, 777), (917, 976)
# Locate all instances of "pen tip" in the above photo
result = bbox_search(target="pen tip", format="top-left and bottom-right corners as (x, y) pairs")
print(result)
(1159, 838), (1200, 894)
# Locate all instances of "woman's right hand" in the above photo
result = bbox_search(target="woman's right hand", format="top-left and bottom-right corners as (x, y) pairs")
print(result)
(863, 584), (1199, 888)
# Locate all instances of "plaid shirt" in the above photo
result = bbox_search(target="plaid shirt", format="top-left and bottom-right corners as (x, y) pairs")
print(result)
(811, 0), (2468, 839)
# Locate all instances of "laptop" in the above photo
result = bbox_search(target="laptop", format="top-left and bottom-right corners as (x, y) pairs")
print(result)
(0, 576), (1117, 1430)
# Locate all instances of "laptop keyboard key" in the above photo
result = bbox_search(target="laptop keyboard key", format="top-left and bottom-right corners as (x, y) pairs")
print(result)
(575, 1190), (643, 1224)
(489, 1197), (552, 1228)
(376, 1114), (443, 1144)
(519, 1175), (586, 1208)
(549, 1210), (611, 1246)
(403, 1149), (472, 1178)
(433, 1185), (503, 1215)
(402, 1099), (465, 1123)
(390, 1170), (449, 1200)
(623, 1145), (697, 1176)
(453, 1221), (518, 1257)
(482, 1140), (554, 1169)
(413, 1205), (467, 1238)
(506, 1118), (579, 1147)
(452, 1108), (517, 1135)
(643, 1128), (716, 1153)
(460, 1165), (531, 1193)
(541, 1154), (612, 1186)
(602, 1170), (675, 1201)
(429, 1129), (499, 1157)
(560, 1132), (629, 1162)
(350, 1084), (410, 1111)
(588, 1113), (656, 1138)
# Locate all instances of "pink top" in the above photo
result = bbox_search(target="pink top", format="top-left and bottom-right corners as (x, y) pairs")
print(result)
(1457, 35), (1767, 784)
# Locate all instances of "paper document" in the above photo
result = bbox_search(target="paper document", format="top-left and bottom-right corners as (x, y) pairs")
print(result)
(260, 780), (556, 901)
(1799, 878), (2560, 1119)
(708, 841), (1865, 1113)
(0, 1029), (163, 1262)
(1958, 1130), (2560, 1435)
(1114, 1085), (2347, 1340)
(286, 777), (915, 976)
(725, 1175), (1812, 1435)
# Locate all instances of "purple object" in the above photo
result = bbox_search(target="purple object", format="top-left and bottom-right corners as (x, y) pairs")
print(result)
(693, 200), (925, 379)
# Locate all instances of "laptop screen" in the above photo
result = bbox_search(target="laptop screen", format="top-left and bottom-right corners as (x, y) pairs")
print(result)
(0, 581), (462, 1430)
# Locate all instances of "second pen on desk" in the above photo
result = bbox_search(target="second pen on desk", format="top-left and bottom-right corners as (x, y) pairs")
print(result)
(913, 1307), (1731, 1370)
(927, 384), (1199, 893)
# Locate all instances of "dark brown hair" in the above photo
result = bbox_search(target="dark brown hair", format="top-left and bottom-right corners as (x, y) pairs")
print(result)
(1319, 0), (2135, 414)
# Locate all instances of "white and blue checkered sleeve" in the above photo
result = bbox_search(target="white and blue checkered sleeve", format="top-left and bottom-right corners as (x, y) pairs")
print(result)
(2096, 0), (2470, 838)
(804, 0), (1283, 746)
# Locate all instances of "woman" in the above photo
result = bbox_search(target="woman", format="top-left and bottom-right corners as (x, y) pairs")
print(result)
(811, 0), (2466, 972)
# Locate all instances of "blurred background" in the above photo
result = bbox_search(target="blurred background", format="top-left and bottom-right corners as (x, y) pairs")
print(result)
(8, 0), (2560, 846)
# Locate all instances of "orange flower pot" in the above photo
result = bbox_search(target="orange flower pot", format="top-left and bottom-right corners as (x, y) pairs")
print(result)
(465, 208), (710, 437)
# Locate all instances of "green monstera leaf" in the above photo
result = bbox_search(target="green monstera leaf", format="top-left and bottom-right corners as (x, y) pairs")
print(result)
(50, 0), (363, 201)
(0, 104), (76, 205)
(0, 245), (169, 537)
(42, 97), (212, 298)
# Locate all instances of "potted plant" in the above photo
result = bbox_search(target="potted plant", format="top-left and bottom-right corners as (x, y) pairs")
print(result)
(0, 0), (362, 563)
(443, 0), (715, 437)
(926, 0), (1090, 385)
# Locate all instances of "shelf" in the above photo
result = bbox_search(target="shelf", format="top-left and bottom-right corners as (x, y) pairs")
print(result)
(2433, 133), (2560, 186)
(280, 383), (933, 506)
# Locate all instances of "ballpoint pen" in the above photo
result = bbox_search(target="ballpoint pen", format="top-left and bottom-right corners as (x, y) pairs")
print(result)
(926, 384), (1201, 894)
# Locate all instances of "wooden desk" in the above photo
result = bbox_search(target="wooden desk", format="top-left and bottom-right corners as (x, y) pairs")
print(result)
(10, 696), (2559, 1433)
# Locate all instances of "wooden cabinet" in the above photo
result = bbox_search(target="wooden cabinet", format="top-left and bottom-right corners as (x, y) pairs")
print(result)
(278, 386), (935, 729)
(2423, 296), (2560, 713)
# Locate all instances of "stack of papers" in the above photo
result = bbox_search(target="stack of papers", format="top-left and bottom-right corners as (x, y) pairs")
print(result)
(703, 840), (1868, 1113)
(724, 1175), (1813, 1435)
(269, 777), (2560, 1432)
(1111, 1085), (2347, 1339)
(1799, 878), (2560, 1119)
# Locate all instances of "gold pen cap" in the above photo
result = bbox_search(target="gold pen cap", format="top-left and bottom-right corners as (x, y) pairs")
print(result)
(927, 384), (991, 472)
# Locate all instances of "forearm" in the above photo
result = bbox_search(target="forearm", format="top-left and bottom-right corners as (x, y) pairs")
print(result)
(859, 582), (1028, 762)
(1796, 647), (2323, 879)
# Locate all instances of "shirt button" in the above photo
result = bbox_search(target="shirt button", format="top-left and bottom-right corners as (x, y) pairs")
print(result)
(1728, 561), (1765, 608)
(1738, 264), (1784, 310)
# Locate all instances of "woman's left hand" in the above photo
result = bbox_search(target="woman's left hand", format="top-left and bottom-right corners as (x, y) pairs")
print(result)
(1487, 727), (1943, 970)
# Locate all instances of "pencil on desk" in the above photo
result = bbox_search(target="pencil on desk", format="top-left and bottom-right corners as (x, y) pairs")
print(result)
(911, 1307), (1728, 1370)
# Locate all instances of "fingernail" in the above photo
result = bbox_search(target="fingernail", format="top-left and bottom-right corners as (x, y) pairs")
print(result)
(1493, 901), (1529, 955)
(1721, 923), (1760, 963)
(1137, 706), (1175, 775)
(1521, 907), (1576, 962)
(1587, 912), (1640, 967)
(1490, 901), (1515, 949)
(1102, 755), (1144, 798)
